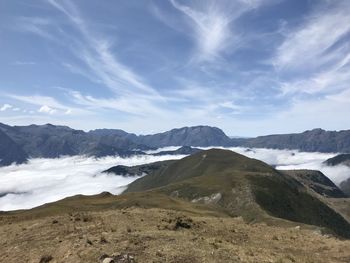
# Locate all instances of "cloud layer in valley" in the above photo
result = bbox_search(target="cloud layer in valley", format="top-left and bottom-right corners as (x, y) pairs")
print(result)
(0, 154), (185, 211)
(0, 147), (349, 211)
(234, 147), (350, 185)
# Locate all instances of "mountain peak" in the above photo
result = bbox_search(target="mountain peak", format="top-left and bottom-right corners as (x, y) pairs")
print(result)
(306, 128), (326, 133)
(139, 126), (232, 147)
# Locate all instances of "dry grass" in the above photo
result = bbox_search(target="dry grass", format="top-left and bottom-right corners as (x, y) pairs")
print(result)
(1, 207), (349, 263)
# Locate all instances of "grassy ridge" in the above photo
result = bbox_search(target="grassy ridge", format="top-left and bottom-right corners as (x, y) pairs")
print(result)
(125, 149), (350, 238)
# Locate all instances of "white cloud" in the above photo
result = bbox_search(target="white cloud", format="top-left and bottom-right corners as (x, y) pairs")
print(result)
(69, 90), (170, 117)
(48, 0), (161, 98)
(16, 1), (170, 120)
(8, 94), (88, 116)
(170, 0), (233, 61)
(0, 147), (350, 210)
(9, 94), (67, 109)
(0, 154), (185, 211)
(38, 105), (57, 114)
(15, 17), (55, 41)
(11, 61), (36, 66)
(0, 146), (348, 211)
(276, 88), (350, 129)
(271, 0), (350, 114)
(168, 0), (267, 62)
(37, 0), (180, 119)
(274, 1), (350, 71)
(280, 66), (350, 95)
(0, 104), (12, 111)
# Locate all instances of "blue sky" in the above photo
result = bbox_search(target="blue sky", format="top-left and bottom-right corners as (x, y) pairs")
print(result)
(0, 0), (349, 136)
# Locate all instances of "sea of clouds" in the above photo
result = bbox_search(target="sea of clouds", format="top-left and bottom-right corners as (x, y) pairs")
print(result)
(0, 147), (349, 211)
(0, 154), (186, 211)
(201, 146), (350, 185)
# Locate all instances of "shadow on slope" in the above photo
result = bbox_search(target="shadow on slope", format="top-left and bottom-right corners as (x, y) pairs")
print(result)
(124, 149), (350, 238)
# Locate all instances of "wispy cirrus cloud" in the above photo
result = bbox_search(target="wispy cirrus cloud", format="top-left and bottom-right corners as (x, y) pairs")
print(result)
(47, 0), (161, 98)
(6, 94), (84, 115)
(11, 0), (274, 127)
(167, 0), (268, 62)
(12, 0), (170, 119)
(11, 61), (37, 66)
(273, 0), (350, 101)
(3, 0), (350, 135)
(15, 16), (55, 41)
(69, 90), (170, 117)
(274, 1), (350, 71)
(280, 61), (350, 95)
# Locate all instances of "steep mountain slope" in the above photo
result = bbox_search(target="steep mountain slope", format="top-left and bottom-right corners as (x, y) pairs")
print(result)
(135, 126), (233, 147)
(0, 123), (88, 158)
(103, 160), (176, 176)
(340, 178), (350, 196)
(2, 122), (350, 167)
(0, 129), (27, 166)
(323, 155), (350, 196)
(0, 123), (148, 160)
(324, 154), (350, 166)
(0, 123), (233, 165)
(240, 128), (350, 153)
(124, 149), (350, 238)
(280, 170), (347, 198)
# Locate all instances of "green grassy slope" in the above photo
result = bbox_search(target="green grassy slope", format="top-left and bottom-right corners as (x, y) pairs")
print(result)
(125, 149), (350, 238)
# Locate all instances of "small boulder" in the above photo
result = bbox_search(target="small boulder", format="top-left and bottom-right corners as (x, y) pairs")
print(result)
(102, 258), (115, 263)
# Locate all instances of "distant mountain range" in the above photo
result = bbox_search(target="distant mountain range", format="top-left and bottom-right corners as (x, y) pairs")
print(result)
(242, 128), (350, 153)
(1, 122), (350, 166)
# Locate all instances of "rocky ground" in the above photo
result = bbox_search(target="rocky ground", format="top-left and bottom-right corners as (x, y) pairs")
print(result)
(1, 207), (350, 263)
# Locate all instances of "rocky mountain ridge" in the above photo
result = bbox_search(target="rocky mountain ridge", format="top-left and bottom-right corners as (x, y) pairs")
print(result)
(1, 122), (350, 166)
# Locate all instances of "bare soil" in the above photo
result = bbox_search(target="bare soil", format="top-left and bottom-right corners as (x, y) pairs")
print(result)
(1, 207), (349, 263)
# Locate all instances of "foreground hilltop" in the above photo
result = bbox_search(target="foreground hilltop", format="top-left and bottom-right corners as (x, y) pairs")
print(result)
(1, 149), (350, 262)
(1, 205), (350, 263)
(123, 149), (350, 238)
